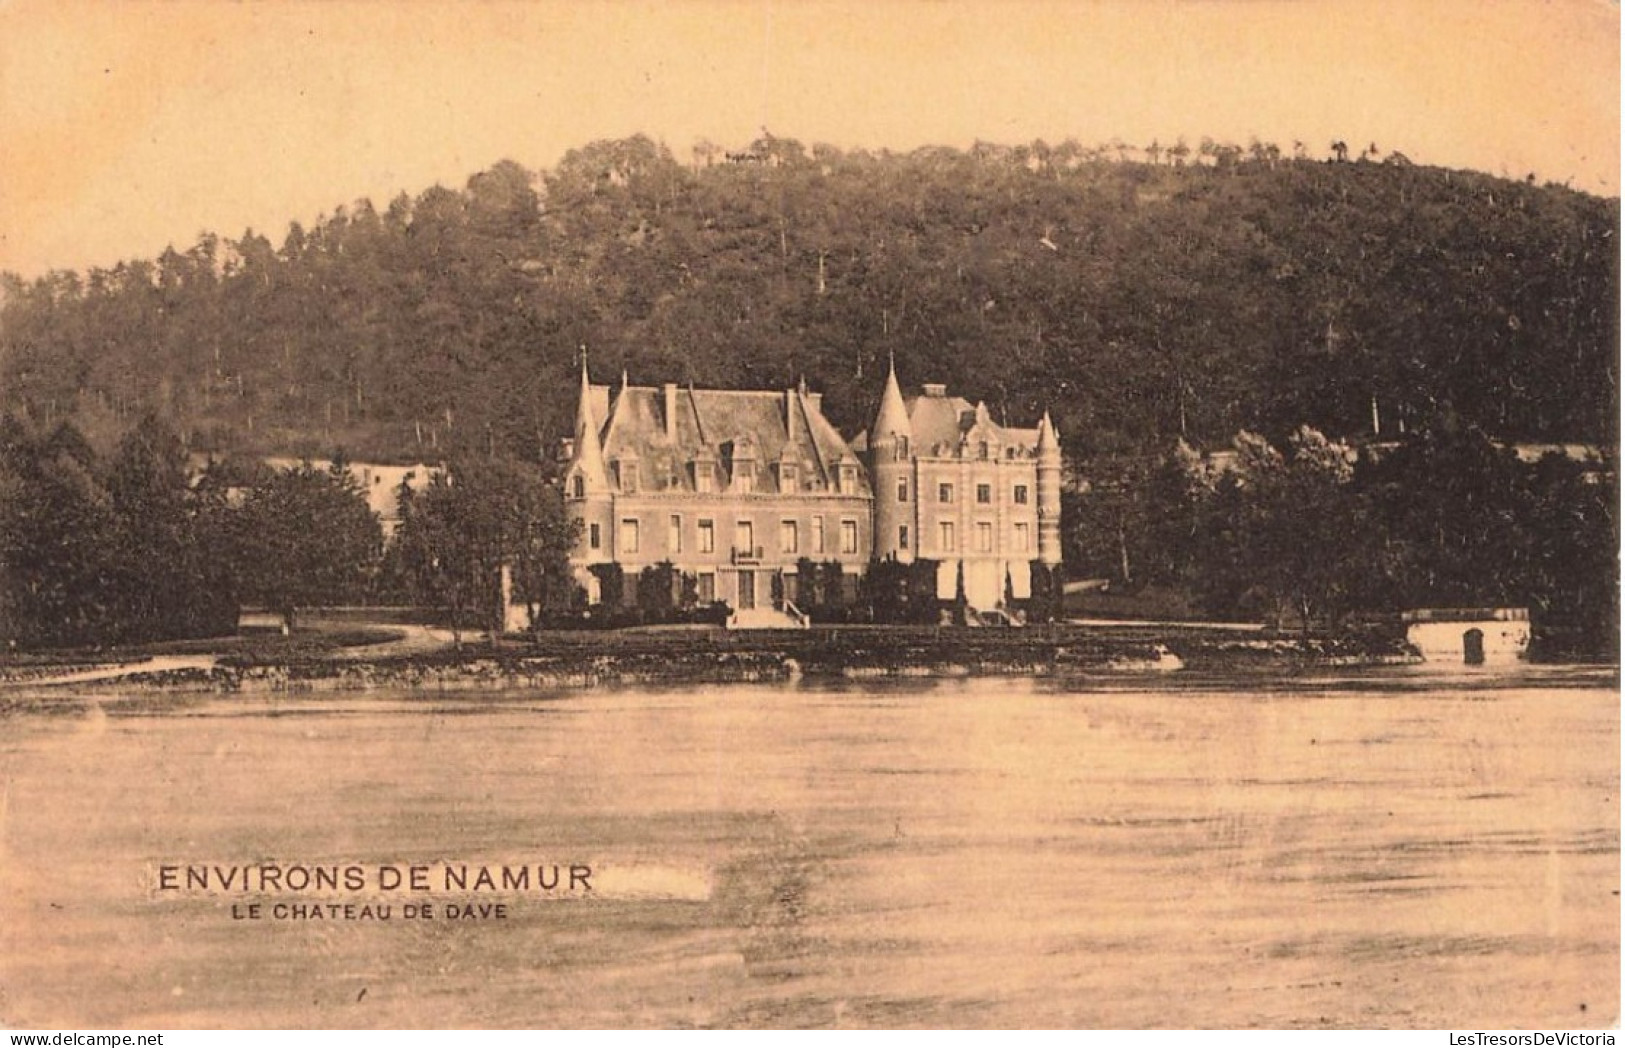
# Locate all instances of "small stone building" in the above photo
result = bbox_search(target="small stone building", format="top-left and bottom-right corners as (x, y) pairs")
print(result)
(1403, 608), (1531, 665)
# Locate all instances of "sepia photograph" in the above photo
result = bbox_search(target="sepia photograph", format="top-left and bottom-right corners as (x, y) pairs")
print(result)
(0, 0), (1617, 1033)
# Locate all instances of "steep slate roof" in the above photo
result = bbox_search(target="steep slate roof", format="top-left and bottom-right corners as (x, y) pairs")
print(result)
(904, 393), (1041, 458)
(871, 358), (912, 442)
(593, 384), (867, 495)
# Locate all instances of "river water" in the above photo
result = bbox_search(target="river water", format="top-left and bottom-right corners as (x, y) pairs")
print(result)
(0, 668), (1616, 1029)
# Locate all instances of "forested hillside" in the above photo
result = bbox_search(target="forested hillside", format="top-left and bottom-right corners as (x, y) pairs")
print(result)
(1, 136), (1616, 465)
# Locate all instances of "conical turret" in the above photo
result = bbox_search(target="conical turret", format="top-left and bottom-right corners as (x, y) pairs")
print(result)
(1036, 410), (1062, 566)
(871, 353), (912, 445)
(869, 353), (914, 563)
(571, 357), (609, 491)
(1036, 410), (1060, 459)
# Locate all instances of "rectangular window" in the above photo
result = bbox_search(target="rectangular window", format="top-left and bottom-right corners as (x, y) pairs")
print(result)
(698, 519), (715, 554)
(899, 525), (910, 550)
(1014, 484), (1029, 505)
(621, 462), (638, 493)
(1013, 522), (1030, 552)
(840, 519), (859, 555)
(736, 469), (754, 494)
(976, 521), (994, 552)
(697, 572), (715, 603)
(781, 464), (796, 490)
(812, 516), (826, 554)
(938, 482), (954, 504)
(780, 519), (799, 554)
(939, 520), (956, 552)
(735, 520), (754, 555)
(589, 522), (601, 550)
(695, 464), (713, 493)
(668, 514), (682, 555)
(619, 518), (639, 555)
(976, 483), (991, 504)
(897, 478), (909, 502)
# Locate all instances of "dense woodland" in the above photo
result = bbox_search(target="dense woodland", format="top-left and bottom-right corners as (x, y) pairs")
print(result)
(1065, 424), (1617, 656)
(1, 136), (1616, 463)
(0, 413), (577, 648)
(0, 137), (1617, 653)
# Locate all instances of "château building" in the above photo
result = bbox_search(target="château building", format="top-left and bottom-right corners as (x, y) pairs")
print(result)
(559, 357), (1061, 624)
(861, 361), (1063, 609)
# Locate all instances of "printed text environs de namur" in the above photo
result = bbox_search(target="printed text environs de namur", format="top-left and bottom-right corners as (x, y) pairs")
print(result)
(155, 862), (594, 894)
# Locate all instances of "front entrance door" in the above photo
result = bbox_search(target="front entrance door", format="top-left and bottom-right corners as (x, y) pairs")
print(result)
(737, 570), (756, 610)
(1463, 628), (1485, 665)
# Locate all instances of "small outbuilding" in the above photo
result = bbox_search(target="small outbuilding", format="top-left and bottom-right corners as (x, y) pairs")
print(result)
(1402, 607), (1531, 665)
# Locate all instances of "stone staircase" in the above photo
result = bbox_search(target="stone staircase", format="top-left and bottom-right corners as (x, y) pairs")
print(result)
(727, 601), (811, 630)
(966, 606), (1024, 628)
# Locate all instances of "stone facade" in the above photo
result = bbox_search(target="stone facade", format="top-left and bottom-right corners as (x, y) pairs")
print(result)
(561, 365), (870, 618)
(560, 359), (1060, 618)
(862, 362), (1062, 610)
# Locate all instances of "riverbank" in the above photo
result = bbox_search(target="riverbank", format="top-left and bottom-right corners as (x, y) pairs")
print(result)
(0, 623), (1430, 698)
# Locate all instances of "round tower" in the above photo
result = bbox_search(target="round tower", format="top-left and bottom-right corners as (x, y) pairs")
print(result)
(565, 357), (615, 598)
(1036, 410), (1062, 567)
(869, 355), (914, 564)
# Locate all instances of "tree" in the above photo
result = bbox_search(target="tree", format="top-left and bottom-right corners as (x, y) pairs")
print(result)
(1027, 562), (1064, 624)
(393, 474), (489, 645)
(637, 561), (678, 617)
(471, 458), (578, 628)
(860, 556), (908, 623)
(1188, 427), (1369, 633)
(393, 458), (578, 642)
(588, 562), (626, 613)
(0, 417), (119, 646)
(101, 416), (237, 642)
(233, 461), (382, 630)
(0, 415), (238, 647)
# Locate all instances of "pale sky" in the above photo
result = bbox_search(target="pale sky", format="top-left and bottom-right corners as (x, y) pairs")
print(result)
(0, 0), (1618, 278)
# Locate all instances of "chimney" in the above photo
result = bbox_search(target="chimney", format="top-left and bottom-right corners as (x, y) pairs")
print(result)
(664, 383), (678, 440)
(922, 383), (947, 398)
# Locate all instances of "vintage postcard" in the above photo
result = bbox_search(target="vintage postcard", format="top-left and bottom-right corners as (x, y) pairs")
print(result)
(0, 0), (1617, 1032)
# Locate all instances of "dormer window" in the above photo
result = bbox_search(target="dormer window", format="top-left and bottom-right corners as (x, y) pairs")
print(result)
(694, 460), (714, 493)
(979, 440), (990, 460)
(618, 461), (639, 493)
(730, 438), (757, 494)
(780, 462), (797, 490)
(838, 463), (857, 494)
